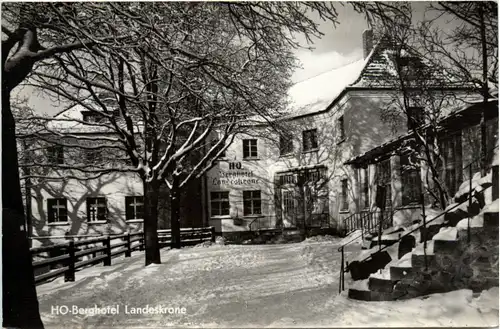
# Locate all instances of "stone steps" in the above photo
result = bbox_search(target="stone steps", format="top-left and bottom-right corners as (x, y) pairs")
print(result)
(347, 202), (498, 301)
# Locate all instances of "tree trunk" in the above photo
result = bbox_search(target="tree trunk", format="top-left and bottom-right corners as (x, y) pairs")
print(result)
(2, 91), (44, 328)
(143, 179), (161, 265)
(170, 176), (181, 249)
(479, 4), (489, 177)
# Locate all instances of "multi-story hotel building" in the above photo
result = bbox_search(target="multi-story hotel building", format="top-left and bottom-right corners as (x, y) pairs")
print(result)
(22, 31), (498, 244)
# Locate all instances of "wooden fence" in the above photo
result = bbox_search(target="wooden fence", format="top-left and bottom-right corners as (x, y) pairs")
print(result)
(31, 227), (215, 285)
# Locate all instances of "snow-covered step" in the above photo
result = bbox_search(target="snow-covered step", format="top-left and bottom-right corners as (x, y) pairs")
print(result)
(368, 270), (397, 293)
(432, 227), (459, 253)
(347, 279), (395, 301)
(390, 266), (413, 281)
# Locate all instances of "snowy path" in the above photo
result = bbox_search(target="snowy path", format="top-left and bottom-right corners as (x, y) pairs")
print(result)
(36, 241), (498, 328)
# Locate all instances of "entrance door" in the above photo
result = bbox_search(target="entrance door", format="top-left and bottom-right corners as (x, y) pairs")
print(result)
(281, 189), (297, 228)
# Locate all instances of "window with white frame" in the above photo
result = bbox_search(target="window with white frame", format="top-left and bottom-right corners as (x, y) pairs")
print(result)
(407, 107), (425, 130)
(243, 139), (258, 159)
(400, 154), (422, 205)
(279, 133), (293, 156)
(362, 168), (370, 209)
(440, 132), (463, 196)
(82, 111), (104, 123)
(125, 196), (144, 221)
(243, 190), (261, 216)
(47, 145), (64, 164)
(85, 147), (102, 163)
(337, 116), (345, 141)
(210, 191), (230, 216)
(340, 179), (349, 211)
(86, 197), (107, 222)
(47, 198), (68, 223)
(302, 129), (318, 151)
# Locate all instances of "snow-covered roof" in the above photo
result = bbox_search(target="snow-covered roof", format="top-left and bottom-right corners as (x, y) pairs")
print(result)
(285, 58), (367, 118)
(44, 103), (142, 134)
(47, 104), (113, 133)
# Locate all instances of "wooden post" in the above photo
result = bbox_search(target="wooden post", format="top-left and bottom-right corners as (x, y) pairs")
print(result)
(125, 233), (131, 257)
(421, 193), (428, 271)
(103, 235), (111, 266)
(139, 231), (144, 251)
(64, 241), (75, 282)
(211, 227), (216, 243)
(339, 246), (344, 293)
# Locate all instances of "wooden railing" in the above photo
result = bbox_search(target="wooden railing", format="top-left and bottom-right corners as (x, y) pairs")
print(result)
(31, 227), (215, 285)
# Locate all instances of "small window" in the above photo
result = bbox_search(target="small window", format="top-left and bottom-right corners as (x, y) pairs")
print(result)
(47, 145), (64, 165)
(125, 196), (144, 220)
(279, 134), (293, 156)
(337, 116), (345, 141)
(47, 198), (68, 223)
(243, 190), (262, 216)
(362, 168), (370, 209)
(398, 56), (425, 81)
(243, 139), (258, 159)
(82, 111), (104, 123)
(86, 197), (107, 222)
(302, 129), (318, 152)
(400, 154), (422, 206)
(210, 191), (230, 217)
(85, 148), (102, 163)
(440, 133), (463, 196)
(407, 107), (424, 130)
(340, 179), (349, 211)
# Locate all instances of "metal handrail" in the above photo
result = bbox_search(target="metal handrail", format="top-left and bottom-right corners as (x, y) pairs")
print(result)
(338, 183), (493, 293)
(353, 184), (492, 269)
(338, 208), (398, 252)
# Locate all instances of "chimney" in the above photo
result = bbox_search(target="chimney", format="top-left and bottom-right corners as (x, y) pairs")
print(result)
(362, 29), (373, 59)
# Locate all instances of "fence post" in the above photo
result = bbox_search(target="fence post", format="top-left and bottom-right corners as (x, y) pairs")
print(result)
(125, 232), (131, 257)
(103, 235), (111, 266)
(211, 227), (216, 243)
(139, 231), (144, 251)
(64, 241), (75, 282)
(339, 246), (344, 293)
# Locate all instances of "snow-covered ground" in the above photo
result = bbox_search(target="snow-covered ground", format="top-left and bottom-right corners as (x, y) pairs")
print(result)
(36, 240), (498, 328)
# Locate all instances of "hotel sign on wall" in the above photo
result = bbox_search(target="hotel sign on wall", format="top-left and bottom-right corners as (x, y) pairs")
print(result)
(211, 162), (259, 186)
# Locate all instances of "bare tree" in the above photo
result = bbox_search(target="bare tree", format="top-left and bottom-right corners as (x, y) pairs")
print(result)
(351, 2), (493, 209)
(355, 2), (498, 185)
(4, 8), (343, 320)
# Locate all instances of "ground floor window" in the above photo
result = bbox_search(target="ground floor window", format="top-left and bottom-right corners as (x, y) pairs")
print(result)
(210, 191), (230, 216)
(47, 198), (68, 223)
(361, 168), (370, 209)
(441, 132), (462, 196)
(400, 154), (422, 205)
(375, 159), (392, 209)
(125, 196), (144, 220)
(340, 179), (349, 211)
(86, 197), (107, 222)
(243, 190), (261, 216)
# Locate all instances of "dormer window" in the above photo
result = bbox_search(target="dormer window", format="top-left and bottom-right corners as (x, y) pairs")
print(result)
(398, 56), (425, 81)
(82, 111), (104, 123)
